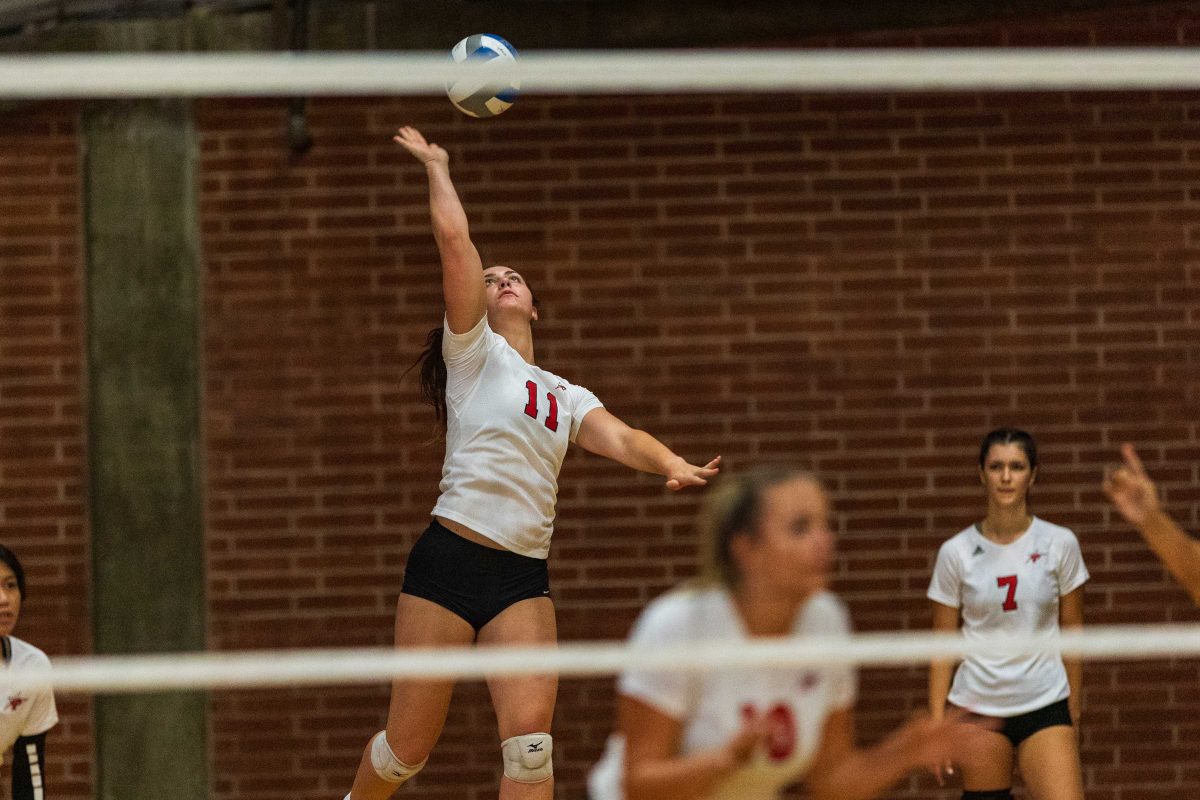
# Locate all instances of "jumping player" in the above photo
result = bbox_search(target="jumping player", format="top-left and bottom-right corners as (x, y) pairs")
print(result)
(342, 126), (720, 800)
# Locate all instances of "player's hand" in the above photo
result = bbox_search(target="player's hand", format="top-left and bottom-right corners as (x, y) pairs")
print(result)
(722, 712), (768, 769)
(898, 709), (988, 783)
(393, 126), (449, 166)
(664, 456), (721, 491)
(929, 759), (954, 787)
(1102, 443), (1161, 526)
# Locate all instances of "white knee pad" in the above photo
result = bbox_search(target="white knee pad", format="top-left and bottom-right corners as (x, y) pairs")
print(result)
(501, 732), (553, 783)
(369, 731), (426, 784)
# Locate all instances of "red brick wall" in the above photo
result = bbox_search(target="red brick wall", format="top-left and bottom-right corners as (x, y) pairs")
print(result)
(200, 5), (1200, 799)
(201, 14), (1200, 795)
(0, 102), (92, 797)
(3, 3), (1200, 800)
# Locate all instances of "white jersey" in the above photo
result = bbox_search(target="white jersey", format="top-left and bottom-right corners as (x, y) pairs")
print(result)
(0, 636), (58, 753)
(431, 315), (603, 559)
(588, 587), (856, 800)
(927, 517), (1089, 716)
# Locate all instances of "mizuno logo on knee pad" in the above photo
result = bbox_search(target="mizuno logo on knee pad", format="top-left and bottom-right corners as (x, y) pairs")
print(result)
(501, 732), (553, 783)
(369, 731), (426, 785)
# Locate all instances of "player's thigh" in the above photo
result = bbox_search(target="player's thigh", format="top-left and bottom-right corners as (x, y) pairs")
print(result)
(957, 725), (1016, 791)
(384, 593), (477, 761)
(1017, 724), (1084, 800)
(478, 596), (558, 737)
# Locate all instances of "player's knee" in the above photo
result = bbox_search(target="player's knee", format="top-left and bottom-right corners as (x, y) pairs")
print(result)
(962, 791), (1013, 800)
(369, 731), (427, 785)
(501, 732), (553, 783)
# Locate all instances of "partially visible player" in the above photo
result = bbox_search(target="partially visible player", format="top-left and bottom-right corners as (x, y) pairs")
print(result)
(588, 467), (981, 800)
(928, 428), (1087, 800)
(1103, 442), (1200, 604)
(0, 545), (58, 800)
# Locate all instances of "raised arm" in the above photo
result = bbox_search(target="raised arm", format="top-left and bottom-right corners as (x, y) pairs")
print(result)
(1103, 443), (1200, 604)
(573, 408), (720, 490)
(393, 126), (486, 333)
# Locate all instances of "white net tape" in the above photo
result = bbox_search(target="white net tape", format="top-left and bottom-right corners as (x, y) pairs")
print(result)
(1, 48), (1200, 98)
(7, 623), (1200, 695)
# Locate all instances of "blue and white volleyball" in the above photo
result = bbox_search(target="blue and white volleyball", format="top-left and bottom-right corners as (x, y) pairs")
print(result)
(446, 34), (520, 118)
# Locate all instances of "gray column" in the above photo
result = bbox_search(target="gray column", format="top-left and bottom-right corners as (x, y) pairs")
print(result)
(82, 97), (207, 800)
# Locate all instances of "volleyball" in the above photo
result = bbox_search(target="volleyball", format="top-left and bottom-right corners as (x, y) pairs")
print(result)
(446, 34), (520, 118)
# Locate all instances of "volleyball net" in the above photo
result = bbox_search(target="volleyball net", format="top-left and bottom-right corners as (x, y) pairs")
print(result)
(1, 48), (1200, 97)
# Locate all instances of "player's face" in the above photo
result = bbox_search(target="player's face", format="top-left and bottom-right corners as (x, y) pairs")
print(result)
(979, 443), (1036, 508)
(740, 477), (835, 601)
(0, 564), (21, 637)
(483, 266), (537, 322)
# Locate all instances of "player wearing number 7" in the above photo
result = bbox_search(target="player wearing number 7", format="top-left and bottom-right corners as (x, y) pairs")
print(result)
(341, 126), (720, 800)
(927, 428), (1088, 800)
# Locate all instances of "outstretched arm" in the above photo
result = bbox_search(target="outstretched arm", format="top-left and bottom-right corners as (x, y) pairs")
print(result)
(393, 126), (486, 333)
(1103, 443), (1200, 604)
(574, 408), (719, 490)
(805, 707), (983, 800)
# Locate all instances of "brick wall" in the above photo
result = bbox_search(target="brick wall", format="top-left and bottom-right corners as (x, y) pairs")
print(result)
(200, 8), (1200, 790)
(0, 102), (92, 797)
(2, 2), (1200, 800)
(207, 5), (1199, 799)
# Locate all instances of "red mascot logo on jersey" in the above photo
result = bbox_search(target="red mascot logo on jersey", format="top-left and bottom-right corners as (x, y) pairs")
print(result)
(5, 694), (25, 712)
(1028, 551), (1044, 564)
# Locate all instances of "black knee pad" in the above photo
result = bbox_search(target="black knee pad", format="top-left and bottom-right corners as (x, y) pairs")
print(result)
(962, 791), (1013, 800)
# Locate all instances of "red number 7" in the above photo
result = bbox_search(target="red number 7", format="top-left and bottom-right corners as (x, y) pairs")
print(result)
(997, 574), (1018, 612)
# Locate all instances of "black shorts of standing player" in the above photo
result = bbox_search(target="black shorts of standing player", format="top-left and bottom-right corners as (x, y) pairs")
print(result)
(954, 697), (1073, 748)
(401, 519), (551, 632)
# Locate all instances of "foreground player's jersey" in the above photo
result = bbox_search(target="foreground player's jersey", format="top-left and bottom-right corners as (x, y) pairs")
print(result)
(588, 586), (857, 800)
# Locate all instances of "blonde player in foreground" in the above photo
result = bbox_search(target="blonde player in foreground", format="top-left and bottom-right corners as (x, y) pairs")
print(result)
(1104, 443), (1200, 604)
(588, 467), (983, 800)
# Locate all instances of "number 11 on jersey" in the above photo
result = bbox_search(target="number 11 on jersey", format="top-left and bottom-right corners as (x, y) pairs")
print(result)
(522, 380), (559, 432)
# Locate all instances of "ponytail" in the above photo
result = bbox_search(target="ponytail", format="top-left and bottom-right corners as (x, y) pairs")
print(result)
(405, 325), (448, 431)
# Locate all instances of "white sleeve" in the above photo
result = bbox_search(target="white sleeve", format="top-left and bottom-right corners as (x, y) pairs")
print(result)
(565, 384), (604, 442)
(617, 596), (694, 720)
(927, 540), (962, 608)
(441, 315), (492, 403)
(1056, 529), (1090, 595)
(19, 682), (57, 738)
(824, 600), (858, 709)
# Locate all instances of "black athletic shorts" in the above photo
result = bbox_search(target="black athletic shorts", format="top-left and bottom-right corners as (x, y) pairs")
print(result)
(957, 697), (1073, 748)
(400, 519), (551, 632)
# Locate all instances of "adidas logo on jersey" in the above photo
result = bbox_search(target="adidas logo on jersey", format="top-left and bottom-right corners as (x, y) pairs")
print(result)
(972, 545), (985, 556)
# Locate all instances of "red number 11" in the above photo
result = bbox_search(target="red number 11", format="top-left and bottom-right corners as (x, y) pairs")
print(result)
(523, 380), (559, 432)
